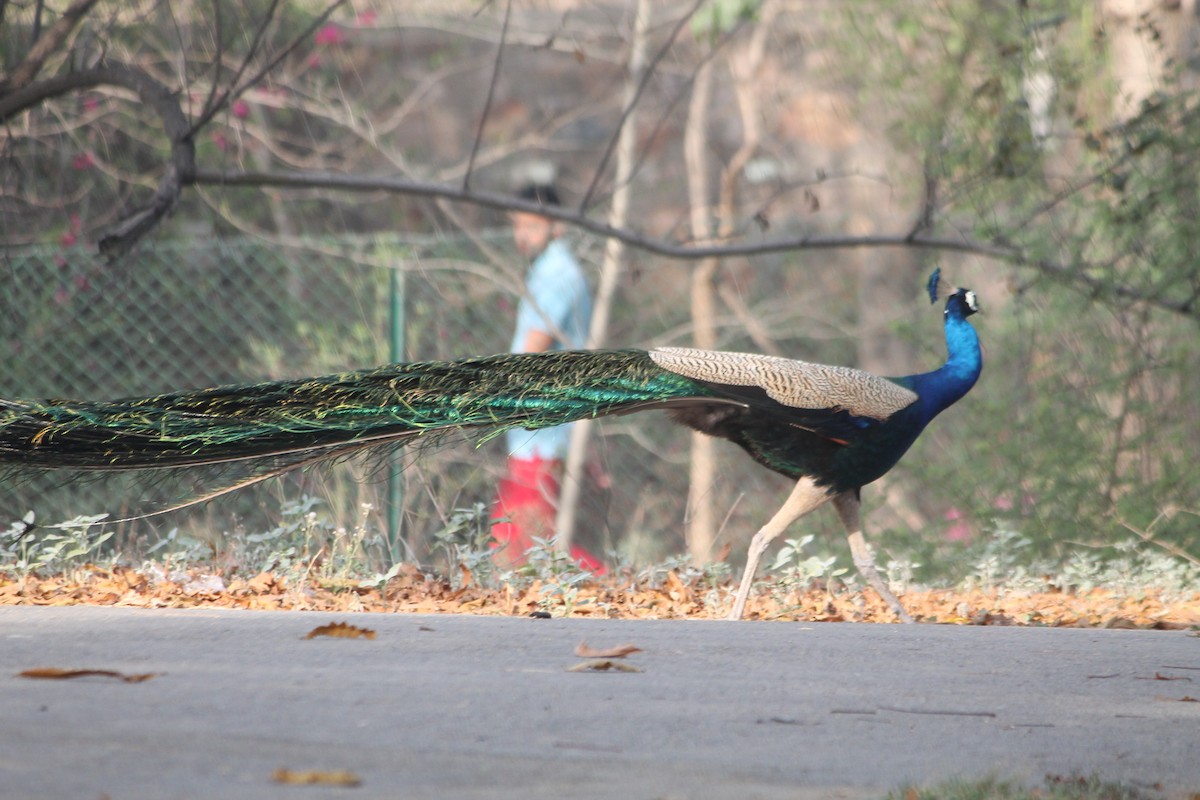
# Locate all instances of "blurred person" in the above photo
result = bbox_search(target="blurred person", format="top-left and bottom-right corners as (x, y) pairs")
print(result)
(489, 184), (607, 572)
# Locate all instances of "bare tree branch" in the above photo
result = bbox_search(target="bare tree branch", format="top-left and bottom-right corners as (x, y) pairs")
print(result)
(191, 167), (999, 258)
(188, 166), (1199, 320)
(0, 63), (195, 257)
(557, 0), (653, 551)
(0, 0), (103, 93)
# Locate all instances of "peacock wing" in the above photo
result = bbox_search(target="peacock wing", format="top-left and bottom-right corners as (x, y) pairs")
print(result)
(652, 347), (912, 422)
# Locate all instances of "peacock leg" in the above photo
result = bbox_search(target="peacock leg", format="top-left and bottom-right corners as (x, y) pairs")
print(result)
(728, 476), (831, 621)
(833, 492), (914, 624)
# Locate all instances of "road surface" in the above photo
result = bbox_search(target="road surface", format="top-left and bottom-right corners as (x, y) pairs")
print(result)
(1, 606), (1197, 799)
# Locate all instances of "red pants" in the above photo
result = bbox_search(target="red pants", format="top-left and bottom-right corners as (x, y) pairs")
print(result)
(489, 455), (604, 573)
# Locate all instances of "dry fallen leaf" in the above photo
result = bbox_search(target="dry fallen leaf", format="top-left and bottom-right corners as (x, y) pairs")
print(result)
(247, 571), (283, 593)
(304, 622), (376, 641)
(272, 767), (361, 787)
(18, 667), (158, 683)
(566, 659), (642, 673)
(574, 641), (642, 659)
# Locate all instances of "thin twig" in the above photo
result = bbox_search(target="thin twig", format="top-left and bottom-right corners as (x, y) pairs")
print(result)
(463, 0), (511, 191)
(1116, 510), (1200, 568)
(186, 0), (347, 139)
(197, 0), (225, 124)
(613, 23), (747, 215)
(579, 0), (706, 212)
(878, 706), (997, 718)
(191, 0), (282, 136)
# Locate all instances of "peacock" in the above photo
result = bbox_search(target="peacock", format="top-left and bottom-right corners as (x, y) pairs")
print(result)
(0, 270), (980, 622)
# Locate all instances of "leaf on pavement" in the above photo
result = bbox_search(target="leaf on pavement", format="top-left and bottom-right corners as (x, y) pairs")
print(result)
(566, 659), (642, 673)
(18, 667), (158, 683)
(304, 622), (376, 641)
(574, 641), (642, 659)
(272, 767), (361, 787)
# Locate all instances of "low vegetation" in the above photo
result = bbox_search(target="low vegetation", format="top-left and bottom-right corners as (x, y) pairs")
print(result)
(2, 500), (1196, 628)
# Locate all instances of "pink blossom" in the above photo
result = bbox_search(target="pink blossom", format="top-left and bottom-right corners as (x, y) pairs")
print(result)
(211, 131), (227, 151)
(356, 10), (377, 26)
(83, 96), (100, 112)
(59, 213), (82, 247)
(72, 152), (95, 170)
(232, 99), (250, 119)
(307, 54), (323, 69)
(943, 507), (971, 542)
(992, 491), (1035, 513)
(314, 23), (346, 46)
(54, 286), (70, 305)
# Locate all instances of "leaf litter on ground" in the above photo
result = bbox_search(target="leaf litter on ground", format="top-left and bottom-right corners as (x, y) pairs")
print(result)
(1, 563), (1198, 628)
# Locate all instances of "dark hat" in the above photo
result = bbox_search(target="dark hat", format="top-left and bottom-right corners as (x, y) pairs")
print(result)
(515, 183), (562, 207)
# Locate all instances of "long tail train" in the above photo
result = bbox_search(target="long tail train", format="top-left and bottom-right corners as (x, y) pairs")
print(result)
(0, 349), (723, 472)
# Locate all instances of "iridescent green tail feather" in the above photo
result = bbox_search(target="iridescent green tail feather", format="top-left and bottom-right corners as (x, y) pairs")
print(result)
(0, 350), (709, 472)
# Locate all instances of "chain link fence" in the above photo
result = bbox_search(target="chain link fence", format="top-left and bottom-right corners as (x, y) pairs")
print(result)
(2, 231), (822, 569)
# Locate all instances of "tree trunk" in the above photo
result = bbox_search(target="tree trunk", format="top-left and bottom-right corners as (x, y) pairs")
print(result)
(555, 0), (651, 553)
(1101, 0), (1194, 121)
(683, 57), (719, 564)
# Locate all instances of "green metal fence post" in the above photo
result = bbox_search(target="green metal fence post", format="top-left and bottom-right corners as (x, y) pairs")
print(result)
(387, 253), (406, 563)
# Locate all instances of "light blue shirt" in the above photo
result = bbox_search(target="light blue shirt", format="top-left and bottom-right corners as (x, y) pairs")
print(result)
(506, 238), (591, 459)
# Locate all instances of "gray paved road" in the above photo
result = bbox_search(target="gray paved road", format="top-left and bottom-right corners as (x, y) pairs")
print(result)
(1, 606), (1197, 799)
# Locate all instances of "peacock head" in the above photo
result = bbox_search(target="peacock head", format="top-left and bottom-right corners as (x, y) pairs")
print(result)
(927, 268), (979, 320)
(945, 287), (979, 319)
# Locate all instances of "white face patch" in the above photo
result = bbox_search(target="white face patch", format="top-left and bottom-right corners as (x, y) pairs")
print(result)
(964, 290), (978, 312)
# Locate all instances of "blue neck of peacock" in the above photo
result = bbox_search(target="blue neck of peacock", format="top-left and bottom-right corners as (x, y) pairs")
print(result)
(907, 306), (981, 423)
